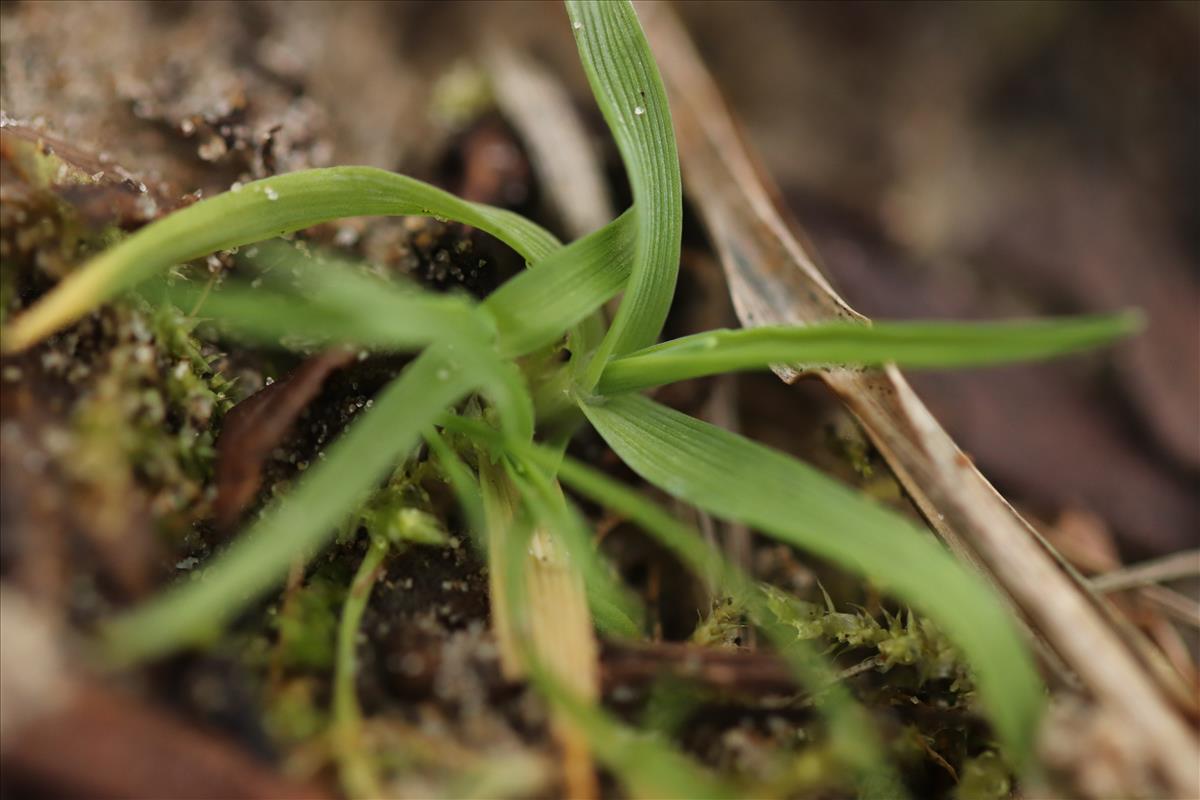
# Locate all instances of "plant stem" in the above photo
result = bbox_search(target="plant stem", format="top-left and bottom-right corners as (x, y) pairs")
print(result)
(333, 536), (389, 800)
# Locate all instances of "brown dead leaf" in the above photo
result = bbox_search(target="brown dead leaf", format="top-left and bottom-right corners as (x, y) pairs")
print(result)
(214, 348), (356, 530)
(0, 585), (329, 799)
(5, 681), (330, 799)
(1, 125), (176, 231)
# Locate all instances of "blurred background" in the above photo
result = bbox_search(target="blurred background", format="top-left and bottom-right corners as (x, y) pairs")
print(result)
(4, 0), (1194, 560)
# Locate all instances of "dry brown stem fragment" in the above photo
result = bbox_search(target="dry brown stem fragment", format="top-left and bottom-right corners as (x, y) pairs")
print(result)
(214, 348), (355, 530)
(479, 459), (600, 800)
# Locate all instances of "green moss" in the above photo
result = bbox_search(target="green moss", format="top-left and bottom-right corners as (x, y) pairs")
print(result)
(264, 677), (330, 744)
(276, 573), (347, 671)
(2, 135), (237, 529)
(762, 584), (972, 688)
(690, 595), (745, 648)
(955, 751), (1012, 800)
(0, 135), (116, 287)
(64, 300), (232, 523)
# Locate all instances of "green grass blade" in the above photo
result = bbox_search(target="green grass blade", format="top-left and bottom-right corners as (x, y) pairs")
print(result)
(159, 276), (490, 353)
(175, 291), (532, 441)
(454, 345), (538, 444)
(484, 209), (636, 357)
(102, 346), (479, 663)
(333, 537), (390, 800)
(580, 394), (1044, 764)
(431, 420), (646, 639)
(160, 241), (536, 441)
(423, 426), (487, 549)
(567, 0), (683, 377)
(597, 314), (1143, 393)
(241, 240), (497, 344)
(3, 166), (557, 352)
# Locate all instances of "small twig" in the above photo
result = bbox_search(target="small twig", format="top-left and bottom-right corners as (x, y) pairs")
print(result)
(602, 640), (798, 694)
(702, 375), (756, 646)
(1091, 550), (1200, 593)
(915, 732), (961, 784)
(1139, 607), (1198, 689)
(1137, 585), (1200, 630)
(186, 273), (218, 319)
(784, 656), (885, 711)
(707, 380), (754, 558)
(268, 558), (308, 690)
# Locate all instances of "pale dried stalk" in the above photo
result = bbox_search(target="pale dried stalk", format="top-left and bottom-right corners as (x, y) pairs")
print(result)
(481, 459), (524, 679)
(1091, 549), (1200, 593)
(524, 529), (600, 800)
(1136, 585), (1200, 630)
(635, 3), (1199, 795)
(479, 460), (600, 800)
(486, 44), (615, 239)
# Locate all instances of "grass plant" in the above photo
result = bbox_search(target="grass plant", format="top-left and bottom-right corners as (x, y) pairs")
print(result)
(1, 0), (1140, 793)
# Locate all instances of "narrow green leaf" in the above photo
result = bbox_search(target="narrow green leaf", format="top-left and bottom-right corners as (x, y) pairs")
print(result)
(452, 344), (538, 444)
(102, 346), (480, 663)
(580, 394), (1044, 764)
(159, 275), (489, 353)
(244, 240), (496, 344)
(598, 314), (1143, 393)
(160, 242), (535, 442)
(567, 0), (683, 378)
(423, 426), (487, 549)
(485, 209), (635, 357)
(333, 537), (389, 800)
(3, 166), (557, 352)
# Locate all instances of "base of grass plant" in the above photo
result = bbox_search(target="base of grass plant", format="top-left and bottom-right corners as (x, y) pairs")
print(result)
(481, 456), (602, 799)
